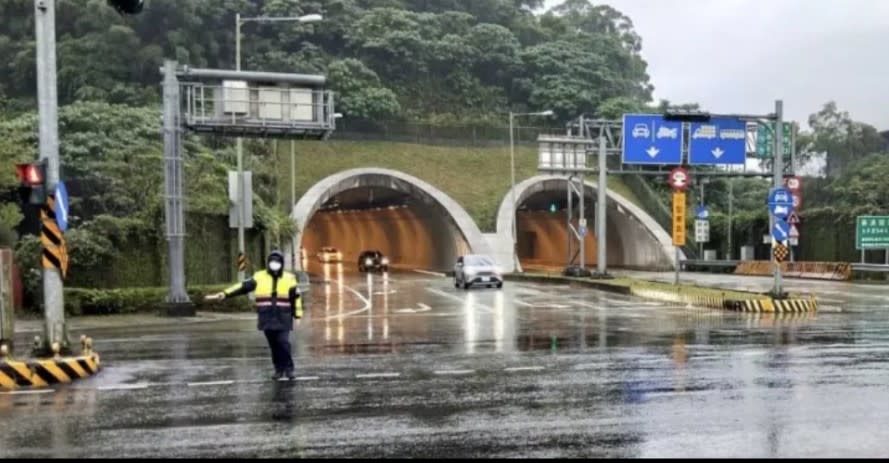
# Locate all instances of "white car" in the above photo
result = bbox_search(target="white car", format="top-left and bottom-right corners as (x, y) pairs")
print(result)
(632, 124), (650, 138)
(316, 246), (342, 263)
(454, 254), (503, 290)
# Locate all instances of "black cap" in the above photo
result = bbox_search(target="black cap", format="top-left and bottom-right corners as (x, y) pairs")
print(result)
(268, 250), (284, 263)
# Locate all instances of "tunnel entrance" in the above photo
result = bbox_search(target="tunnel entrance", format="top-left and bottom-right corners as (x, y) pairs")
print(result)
(515, 188), (622, 272)
(497, 176), (677, 272)
(292, 168), (492, 274)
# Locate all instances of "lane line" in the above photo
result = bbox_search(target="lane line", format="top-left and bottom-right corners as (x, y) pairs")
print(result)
(413, 269), (447, 277)
(187, 380), (234, 387)
(97, 383), (150, 391)
(426, 288), (494, 314)
(504, 366), (545, 372)
(434, 369), (475, 376)
(324, 280), (372, 321)
(1, 389), (55, 395)
(356, 372), (401, 379)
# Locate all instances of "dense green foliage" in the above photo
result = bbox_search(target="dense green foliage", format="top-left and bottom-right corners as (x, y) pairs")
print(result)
(0, 0), (652, 121)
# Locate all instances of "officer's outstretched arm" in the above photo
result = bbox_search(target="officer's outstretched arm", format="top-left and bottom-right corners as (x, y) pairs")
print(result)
(206, 279), (257, 301)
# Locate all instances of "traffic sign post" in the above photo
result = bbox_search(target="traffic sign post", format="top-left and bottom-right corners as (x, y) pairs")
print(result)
(622, 114), (683, 165)
(668, 167), (690, 191)
(756, 121), (792, 159)
(856, 216), (889, 250)
(672, 190), (686, 285)
(694, 219), (709, 243)
(688, 117), (748, 165)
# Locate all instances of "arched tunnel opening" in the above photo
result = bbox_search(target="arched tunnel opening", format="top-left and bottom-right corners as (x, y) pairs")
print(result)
(511, 179), (674, 271)
(297, 172), (480, 274)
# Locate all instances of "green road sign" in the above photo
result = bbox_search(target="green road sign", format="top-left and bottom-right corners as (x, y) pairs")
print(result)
(856, 216), (889, 250)
(755, 122), (792, 159)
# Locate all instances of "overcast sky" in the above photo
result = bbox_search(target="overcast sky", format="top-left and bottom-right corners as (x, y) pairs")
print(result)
(542, 0), (889, 130)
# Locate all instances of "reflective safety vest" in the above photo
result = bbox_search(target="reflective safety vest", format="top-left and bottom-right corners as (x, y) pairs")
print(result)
(224, 270), (302, 331)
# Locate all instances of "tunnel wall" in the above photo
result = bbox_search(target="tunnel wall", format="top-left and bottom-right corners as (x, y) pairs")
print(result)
(289, 168), (490, 272)
(496, 176), (680, 272)
(301, 206), (466, 272)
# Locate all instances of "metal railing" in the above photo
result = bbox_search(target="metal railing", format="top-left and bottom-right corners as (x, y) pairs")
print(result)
(180, 83), (336, 137)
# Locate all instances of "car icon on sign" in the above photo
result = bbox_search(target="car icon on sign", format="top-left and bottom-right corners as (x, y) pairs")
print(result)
(632, 124), (650, 138)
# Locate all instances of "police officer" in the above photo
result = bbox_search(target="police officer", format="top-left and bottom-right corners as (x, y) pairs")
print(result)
(205, 250), (302, 380)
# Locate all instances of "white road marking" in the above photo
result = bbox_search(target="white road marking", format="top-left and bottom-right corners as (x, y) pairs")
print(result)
(426, 288), (495, 313)
(324, 281), (372, 320)
(504, 366), (545, 372)
(434, 369), (475, 376)
(1, 389), (55, 395)
(356, 372), (401, 379)
(97, 383), (149, 391)
(292, 376), (320, 381)
(413, 269), (447, 277)
(187, 380), (234, 387)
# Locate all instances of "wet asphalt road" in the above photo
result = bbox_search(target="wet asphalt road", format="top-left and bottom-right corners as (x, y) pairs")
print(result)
(3, 268), (889, 457)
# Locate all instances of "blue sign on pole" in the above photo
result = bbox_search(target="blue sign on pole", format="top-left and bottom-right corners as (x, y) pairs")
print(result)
(579, 225), (587, 237)
(772, 218), (790, 242)
(688, 117), (748, 165)
(622, 114), (683, 165)
(695, 205), (709, 220)
(768, 187), (794, 219)
(55, 181), (69, 232)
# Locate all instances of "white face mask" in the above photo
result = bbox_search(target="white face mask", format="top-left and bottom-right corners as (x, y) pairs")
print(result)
(268, 261), (282, 272)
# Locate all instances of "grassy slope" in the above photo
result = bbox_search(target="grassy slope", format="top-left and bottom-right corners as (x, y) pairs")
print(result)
(272, 140), (644, 232)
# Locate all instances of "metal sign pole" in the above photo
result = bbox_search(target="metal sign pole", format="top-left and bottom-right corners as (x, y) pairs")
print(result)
(596, 134), (607, 275)
(772, 100), (784, 297)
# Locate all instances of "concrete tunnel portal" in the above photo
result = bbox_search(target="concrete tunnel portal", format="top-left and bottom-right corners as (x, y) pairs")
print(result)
(494, 176), (678, 272)
(289, 168), (492, 273)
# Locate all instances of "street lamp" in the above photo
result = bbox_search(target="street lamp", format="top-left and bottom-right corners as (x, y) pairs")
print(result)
(234, 11), (323, 279)
(509, 110), (553, 272)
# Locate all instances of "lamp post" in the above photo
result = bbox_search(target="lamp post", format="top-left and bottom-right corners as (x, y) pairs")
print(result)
(509, 110), (553, 271)
(234, 11), (322, 279)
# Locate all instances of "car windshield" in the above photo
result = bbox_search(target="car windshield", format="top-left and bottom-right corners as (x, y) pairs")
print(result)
(464, 255), (494, 266)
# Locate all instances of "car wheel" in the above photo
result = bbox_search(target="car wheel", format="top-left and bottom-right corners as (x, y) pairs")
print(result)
(496, 282), (503, 289)
(454, 279), (460, 288)
(463, 281), (471, 290)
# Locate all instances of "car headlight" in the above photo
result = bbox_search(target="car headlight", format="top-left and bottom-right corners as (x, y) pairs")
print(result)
(494, 266), (503, 274)
(365, 258), (373, 265)
(464, 266), (477, 276)
(381, 257), (389, 264)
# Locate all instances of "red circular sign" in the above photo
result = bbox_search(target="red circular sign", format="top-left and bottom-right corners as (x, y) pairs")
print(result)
(668, 167), (690, 191)
(785, 176), (801, 192)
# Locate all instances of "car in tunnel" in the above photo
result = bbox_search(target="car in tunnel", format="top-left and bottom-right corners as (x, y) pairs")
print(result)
(316, 246), (342, 263)
(454, 254), (503, 290)
(358, 250), (389, 273)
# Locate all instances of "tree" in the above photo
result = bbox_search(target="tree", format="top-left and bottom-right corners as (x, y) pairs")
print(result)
(803, 102), (884, 177)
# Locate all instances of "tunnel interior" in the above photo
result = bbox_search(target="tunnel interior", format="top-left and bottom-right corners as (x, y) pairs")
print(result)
(300, 181), (471, 273)
(515, 183), (670, 271)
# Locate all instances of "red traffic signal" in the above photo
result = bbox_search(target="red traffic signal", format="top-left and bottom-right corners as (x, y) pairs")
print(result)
(15, 162), (45, 186)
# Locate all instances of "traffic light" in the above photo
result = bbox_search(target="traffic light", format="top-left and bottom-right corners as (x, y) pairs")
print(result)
(15, 161), (47, 205)
(106, 0), (144, 15)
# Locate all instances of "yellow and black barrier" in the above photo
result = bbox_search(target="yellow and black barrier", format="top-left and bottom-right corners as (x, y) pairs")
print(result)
(237, 252), (248, 272)
(724, 297), (818, 313)
(0, 354), (100, 389)
(40, 195), (69, 279)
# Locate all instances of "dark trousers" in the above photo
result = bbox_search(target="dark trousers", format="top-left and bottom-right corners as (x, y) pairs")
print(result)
(263, 330), (294, 373)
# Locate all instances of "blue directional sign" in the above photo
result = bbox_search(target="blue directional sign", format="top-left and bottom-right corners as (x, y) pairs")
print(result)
(622, 114), (683, 165)
(772, 218), (790, 242)
(579, 225), (587, 237)
(695, 205), (709, 220)
(54, 181), (69, 233)
(768, 187), (794, 219)
(688, 117), (748, 165)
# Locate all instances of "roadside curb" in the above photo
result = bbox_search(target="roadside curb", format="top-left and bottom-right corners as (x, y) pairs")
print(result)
(506, 272), (818, 312)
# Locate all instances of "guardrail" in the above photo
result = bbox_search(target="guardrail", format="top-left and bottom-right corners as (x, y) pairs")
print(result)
(850, 263), (889, 273)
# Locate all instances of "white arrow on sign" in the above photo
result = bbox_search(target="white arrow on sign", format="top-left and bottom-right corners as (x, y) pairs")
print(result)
(646, 146), (660, 158)
(711, 147), (725, 159)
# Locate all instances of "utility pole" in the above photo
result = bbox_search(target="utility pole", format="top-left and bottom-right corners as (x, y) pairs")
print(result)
(290, 140), (297, 271)
(235, 13), (247, 281)
(772, 100), (784, 296)
(596, 134), (607, 276)
(34, 0), (68, 354)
